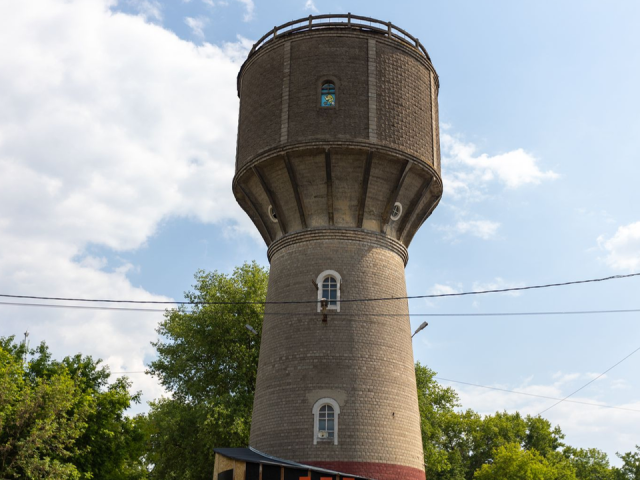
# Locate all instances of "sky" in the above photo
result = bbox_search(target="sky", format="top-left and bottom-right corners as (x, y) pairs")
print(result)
(1, 0), (639, 466)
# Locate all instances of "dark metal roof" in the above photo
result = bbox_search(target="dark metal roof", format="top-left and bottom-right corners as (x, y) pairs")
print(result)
(213, 447), (374, 480)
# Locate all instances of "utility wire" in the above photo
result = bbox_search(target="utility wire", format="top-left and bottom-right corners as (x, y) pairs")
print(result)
(0, 272), (638, 306)
(436, 377), (640, 413)
(537, 345), (640, 415)
(1, 300), (640, 317)
(105, 370), (640, 414)
(0, 301), (171, 313)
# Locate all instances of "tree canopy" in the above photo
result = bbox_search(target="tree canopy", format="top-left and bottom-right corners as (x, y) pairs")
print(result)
(145, 261), (268, 480)
(0, 337), (147, 479)
(3, 262), (637, 480)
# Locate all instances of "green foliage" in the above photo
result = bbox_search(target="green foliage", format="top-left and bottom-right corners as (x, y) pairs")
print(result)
(145, 261), (268, 480)
(3, 263), (634, 480)
(416, 362), (466, 479)
(564, 447), (614, 480)
(474, 443), (576, 480)
(0, 337), (148, 480)
(0, 342), (88, 479)
(613, 446), (640, 480)
(419, 401), (570, 480)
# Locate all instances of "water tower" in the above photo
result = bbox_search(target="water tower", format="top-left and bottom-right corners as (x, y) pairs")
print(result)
(233, 14), (442, 480)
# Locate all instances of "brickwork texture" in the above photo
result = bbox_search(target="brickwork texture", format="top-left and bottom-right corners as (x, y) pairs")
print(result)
(233, 21), (443, 480)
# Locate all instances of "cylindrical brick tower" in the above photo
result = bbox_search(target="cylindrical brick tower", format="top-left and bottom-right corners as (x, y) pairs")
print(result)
(233, 15), (442, 480)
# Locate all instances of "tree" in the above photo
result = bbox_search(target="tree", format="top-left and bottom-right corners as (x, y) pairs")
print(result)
(0, 337), (148, 480)
(416, 362), (468, 479)
(418, 399), (570, 480)
(0, 341), (89, 479)
(614, 446), (640, 480)
(145, 261), (268, 480)
(474, 443), (576, 480)
(141, 262), (627, 480)
(564, 447), (614, 480)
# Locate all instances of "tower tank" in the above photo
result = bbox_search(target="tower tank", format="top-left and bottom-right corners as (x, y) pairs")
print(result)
(233, 14), (442, 480)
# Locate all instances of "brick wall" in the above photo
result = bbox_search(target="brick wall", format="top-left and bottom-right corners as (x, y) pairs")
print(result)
(235, 31), (440, 173)
(237, 45), (284, 168)
(250, 229), (424, 474)
(234, 24), (440, 480)
(376, 42), (433, 164)
(288, 36), (369, 143)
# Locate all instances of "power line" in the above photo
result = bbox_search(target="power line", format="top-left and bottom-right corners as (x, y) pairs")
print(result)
(1, 300), (640, 317)
(0, 272), (638, 306)
(0, 301), (170, 313)
(537, 345), (640, 415)
(436, 377), (640, 413)
(107, 370), (640, 414)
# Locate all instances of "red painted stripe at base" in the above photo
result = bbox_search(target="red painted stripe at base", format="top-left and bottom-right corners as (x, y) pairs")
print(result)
(303, 461), (425, 480)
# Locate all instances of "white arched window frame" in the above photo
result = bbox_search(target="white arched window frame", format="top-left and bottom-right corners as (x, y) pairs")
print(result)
(312, 398), (340, 445)
(316, 270), (342, 313)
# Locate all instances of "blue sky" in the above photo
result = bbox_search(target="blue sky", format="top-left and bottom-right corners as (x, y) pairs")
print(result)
(1, 0), (639, 465)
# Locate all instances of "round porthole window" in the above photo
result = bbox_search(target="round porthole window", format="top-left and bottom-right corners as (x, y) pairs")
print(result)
(390, 202), (403, 221)
(268, 205), (278, 223)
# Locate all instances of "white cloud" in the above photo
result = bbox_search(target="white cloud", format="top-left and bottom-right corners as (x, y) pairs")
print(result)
(305, 0), (319, 13)
(434, 132), (557, 242)
(237, 0), (254, 21)
(552, 371), (582, 385)
(437, 220), (500, 240)
(0, 0), (253, 410)
(423, 283), (462, 308)
(127, 0), (163, 21)
(609, 378), (630, 390)
(441, 133), (559, 200)
(185, 16), (208, 39)
(598, 221), (640, 271)
(429, 284), (461, 296)
(472, 277), (525, 296)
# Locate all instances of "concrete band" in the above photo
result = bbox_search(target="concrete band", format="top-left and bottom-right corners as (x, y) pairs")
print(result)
(238, 30), (439, 94)
(304, 461), (426, 480)
(233, 141), (442, 184)
(267, 227), (410, 266)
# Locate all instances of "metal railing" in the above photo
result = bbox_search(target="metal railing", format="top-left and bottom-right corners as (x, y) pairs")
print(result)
(249, 13), (431, 62)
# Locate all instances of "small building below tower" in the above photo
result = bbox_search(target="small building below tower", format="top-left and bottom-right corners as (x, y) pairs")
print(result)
(213, 448), (373, 480)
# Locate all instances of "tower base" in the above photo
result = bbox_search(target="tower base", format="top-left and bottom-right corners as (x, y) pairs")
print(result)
(304, 461), (425, 480)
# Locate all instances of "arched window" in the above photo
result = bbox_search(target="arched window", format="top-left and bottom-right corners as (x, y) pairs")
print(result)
(312, 398), (340, 445)
(316, 270), (341, 312)
(320, 81), (336, 107)
(322, 276), (338, 306)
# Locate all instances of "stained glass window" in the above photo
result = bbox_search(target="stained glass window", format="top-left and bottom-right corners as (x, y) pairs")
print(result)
(321, 82), (336, 107)
(322, 276), (338, 307)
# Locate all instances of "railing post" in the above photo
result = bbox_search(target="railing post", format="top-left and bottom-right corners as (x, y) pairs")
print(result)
(415, 37), (419, 48)
(387, 21), (392, 36)
(309, 15), (312, 30)
(348, 12), (351, 27)
(273, 26), (277, 39)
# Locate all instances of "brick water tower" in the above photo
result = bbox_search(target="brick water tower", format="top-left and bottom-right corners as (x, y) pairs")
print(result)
(233, 14), (442, 480)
